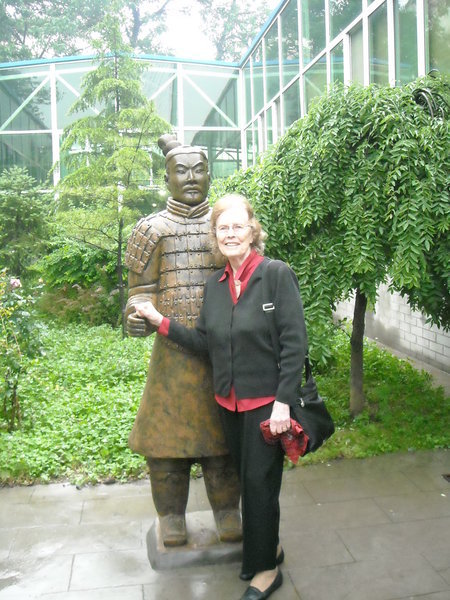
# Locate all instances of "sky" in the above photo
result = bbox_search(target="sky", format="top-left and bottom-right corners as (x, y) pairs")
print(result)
(162, 3), (215, 60)
(161, 0), (281, 61)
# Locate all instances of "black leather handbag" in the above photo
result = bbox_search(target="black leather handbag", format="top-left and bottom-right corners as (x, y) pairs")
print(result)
(261, 259), (335, 454)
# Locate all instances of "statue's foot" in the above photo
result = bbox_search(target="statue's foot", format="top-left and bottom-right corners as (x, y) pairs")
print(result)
(159, 514), (187, 547)
(214, 509), (243, 543)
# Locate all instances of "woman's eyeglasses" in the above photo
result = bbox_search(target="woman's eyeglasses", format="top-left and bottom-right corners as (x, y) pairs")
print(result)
(216, 224), (251, 236)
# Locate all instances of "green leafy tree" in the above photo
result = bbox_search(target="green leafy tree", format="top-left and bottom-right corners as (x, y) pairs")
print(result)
(0, 0), (178, 61)
(53, 12), (169, 334)
(120, 0), (173, 54)
(212, 74), (449, 416)
(0, 0), (106, 61)
(197, 0), (271, 61)
(0, 166), (49, 277)
(0, 0), (274, 63)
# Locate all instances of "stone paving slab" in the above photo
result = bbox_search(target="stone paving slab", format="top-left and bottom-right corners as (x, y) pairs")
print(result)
(288, 554), (449, 600)
(0, 449), (449, 600)
(280, 497), (391, 532)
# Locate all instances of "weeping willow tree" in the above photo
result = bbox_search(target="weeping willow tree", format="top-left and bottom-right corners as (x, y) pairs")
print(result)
(212, 73), (449, 416)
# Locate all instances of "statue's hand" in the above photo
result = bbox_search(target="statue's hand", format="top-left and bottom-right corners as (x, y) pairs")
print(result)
(127, 312), (153, 337)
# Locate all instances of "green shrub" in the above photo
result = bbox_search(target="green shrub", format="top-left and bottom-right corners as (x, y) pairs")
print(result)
(0, 167), (50, 278)
(0, 323), (447, 485)
(0, 323), (151, 484)
(36, 239), (122, 326)
(0, 269), (45, 431)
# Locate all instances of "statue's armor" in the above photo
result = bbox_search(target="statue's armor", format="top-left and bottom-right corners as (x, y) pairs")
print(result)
(127, 211), (216, 326)
(124, 199), (228, 458)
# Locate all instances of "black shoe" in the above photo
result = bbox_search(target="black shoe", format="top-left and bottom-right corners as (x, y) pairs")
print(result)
(276, 548), (284, 566)
(239, 548), (285, 581)
(240, 569), (283, 599)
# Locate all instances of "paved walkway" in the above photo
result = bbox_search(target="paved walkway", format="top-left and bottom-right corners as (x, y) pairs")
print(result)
(1, 448), (449, 600)
(1, 358), (449, 599)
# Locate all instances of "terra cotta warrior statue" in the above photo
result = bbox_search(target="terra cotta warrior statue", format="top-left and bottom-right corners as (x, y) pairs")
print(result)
(124, 134), (242, 547)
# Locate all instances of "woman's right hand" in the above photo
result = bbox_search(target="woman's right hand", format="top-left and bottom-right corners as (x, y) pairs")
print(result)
(134, 301), (164, 327)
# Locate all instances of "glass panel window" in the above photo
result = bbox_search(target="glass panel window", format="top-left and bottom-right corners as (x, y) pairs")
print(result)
(203, 78), (238, 128)
(265, 21), (280, 102)
(56, 70), (91, 129)
(304, 57), (327, 111)
(302, 0), (326, 66)
(0, 133), (52, 182)
(257, 113), (265, 153)
(266, 108), (273, 147)
(246, 127), (254, 165)
(189, 129), (241, 179)
(281, 0), (299, 86)
(283, 80), (300, 129)
(395, 0), (418, 84)
(183, 73), (238, 127)
(142, 68), (178, 125)
(369, 3), (389, 85)
(350, 23), (364, 83)
(329, 0), (362, 41)
(182, 63), (229, 75)
(252, 46), (264, 114)
(183, 78), (215, 127)
(254, 126), (260, 157)
(152, 79), (178, 126)
(331, 41), (345, 83)
(427, 1), (450, 75)
(275, 99), (281, 139)
(55, 59), (94, 72)
(244, 61), (252, 124)
(0, 75), (51, 131)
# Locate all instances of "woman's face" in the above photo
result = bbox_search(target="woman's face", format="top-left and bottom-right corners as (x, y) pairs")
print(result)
(215, 205), (254, 265)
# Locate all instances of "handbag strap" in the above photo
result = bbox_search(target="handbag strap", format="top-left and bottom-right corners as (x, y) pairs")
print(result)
(261, 259), (312, 379)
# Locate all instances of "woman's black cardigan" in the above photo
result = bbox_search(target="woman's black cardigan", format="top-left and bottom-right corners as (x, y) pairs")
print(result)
(165, 258), (308, 407)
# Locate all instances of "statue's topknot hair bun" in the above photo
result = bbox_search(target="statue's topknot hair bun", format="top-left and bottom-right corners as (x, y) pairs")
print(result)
(158, 133), (182, 156)
(158, 134), (208, 166)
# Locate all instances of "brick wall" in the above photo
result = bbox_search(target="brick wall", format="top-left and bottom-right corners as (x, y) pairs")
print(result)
(334, 284), (450, 373)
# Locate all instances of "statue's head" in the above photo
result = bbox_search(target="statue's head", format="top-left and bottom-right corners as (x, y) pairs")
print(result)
(158, 134), (210, 206)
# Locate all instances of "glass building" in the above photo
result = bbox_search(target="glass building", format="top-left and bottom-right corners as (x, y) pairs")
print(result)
(0, 0), (449, 185)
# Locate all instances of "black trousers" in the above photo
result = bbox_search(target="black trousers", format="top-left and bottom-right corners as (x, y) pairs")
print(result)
(219, 403), (284, 574)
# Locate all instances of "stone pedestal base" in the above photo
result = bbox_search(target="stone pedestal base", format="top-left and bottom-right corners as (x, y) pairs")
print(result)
(147, 510), (243, 570)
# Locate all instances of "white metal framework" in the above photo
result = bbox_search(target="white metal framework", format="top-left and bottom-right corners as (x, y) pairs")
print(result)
(0, 0), (448, 180)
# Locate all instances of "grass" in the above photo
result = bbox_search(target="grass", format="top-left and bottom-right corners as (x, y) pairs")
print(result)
(305, 333), (450, 464)
(0, 323), (151, 486)
(0, 322), (448, 485)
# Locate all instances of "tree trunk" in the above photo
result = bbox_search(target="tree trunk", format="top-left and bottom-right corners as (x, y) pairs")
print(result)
(8, 380), (21, 432)
(350, 288), (367, 417)
(117, 215), (126, 338)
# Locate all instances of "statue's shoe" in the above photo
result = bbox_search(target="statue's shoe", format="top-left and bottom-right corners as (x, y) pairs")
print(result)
(159, 514), (187, 547)
(214, 509), (243, 543)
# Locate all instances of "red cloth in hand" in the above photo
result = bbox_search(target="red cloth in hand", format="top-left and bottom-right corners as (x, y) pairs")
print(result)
(260, 418), (309, 464)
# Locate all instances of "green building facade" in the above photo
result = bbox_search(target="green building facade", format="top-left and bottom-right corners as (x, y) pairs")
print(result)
(0, 0), (449, 184)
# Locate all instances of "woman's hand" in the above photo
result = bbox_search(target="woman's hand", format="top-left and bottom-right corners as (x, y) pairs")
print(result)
(269, 401), (291, 436)
(134, 301), (164, 328)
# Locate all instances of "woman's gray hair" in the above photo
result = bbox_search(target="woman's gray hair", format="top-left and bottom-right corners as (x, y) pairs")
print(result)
(210, 193), (266, 257)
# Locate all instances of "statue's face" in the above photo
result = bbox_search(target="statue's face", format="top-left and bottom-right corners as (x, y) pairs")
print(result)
(166, 152), (210, 206)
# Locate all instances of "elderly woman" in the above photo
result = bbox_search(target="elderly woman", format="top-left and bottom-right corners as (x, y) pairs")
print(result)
(136, 193), (307, 600)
